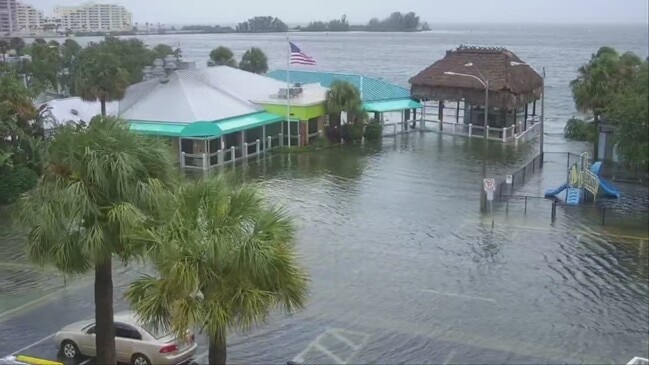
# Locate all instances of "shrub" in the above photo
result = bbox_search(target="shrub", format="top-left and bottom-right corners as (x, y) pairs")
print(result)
(363, 121), (383, 140)
(341, 123), (364, 142)
(0, 165), (39, 204)
(311, 137), (330, 149)
(564, 117), (597, 142)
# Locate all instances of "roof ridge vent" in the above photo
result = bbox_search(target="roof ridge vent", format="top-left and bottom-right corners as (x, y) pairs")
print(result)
(457, 45), (508, 53)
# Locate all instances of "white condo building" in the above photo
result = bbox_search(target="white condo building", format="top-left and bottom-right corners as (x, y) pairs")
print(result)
(0, 0), (17, 35)
(54, 2), (132, 32)
(16, 1), (43, 31)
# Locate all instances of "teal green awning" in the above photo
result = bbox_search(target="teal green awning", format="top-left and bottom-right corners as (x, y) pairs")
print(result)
(181, 121), (223, 137)
(129, 112), (284, 138)
(363, 98), (423, 113)
(129, 121), (186, 137)
(217, 112), (284, 134)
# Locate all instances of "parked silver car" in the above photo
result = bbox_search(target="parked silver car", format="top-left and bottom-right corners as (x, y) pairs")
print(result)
(54, 312), (197, 365)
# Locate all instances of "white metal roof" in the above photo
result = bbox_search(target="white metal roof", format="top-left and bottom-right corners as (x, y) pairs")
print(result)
(39, 97), (118, 130)
(119, 66), (328, 123)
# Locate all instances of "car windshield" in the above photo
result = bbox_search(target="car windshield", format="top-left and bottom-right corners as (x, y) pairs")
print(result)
(138, 322), (170, 340)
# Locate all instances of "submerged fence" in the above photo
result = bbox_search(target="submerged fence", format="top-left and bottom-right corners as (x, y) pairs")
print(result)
(492, 153), (545, 202)
(491, 152), (649, 233)
(499, 193), (649, 233)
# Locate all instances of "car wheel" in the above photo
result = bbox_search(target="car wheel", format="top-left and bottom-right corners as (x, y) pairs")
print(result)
(60, 340), (79, 359)
(131, 354), (151, 365)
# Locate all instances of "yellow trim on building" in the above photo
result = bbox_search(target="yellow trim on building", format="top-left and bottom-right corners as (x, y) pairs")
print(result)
(261, 103), (326, 121)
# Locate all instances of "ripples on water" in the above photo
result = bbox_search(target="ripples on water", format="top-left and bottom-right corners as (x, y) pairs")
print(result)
(3, 25), (648, 363)
(231, 134), (648, 363)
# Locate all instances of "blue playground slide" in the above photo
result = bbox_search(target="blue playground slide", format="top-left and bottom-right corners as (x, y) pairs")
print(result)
(598, 178), (622, 198)
(589, 161), (622, 198)
(544, 183), (569, 198)
(544, 160), (622, 203)
(565, 188), (582, 205)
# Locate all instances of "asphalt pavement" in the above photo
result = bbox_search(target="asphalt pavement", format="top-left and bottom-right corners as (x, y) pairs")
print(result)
(1, 273), (568, 364)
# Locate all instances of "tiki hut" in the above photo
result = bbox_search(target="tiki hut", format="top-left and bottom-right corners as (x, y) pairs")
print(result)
(409, 46), (544, 140)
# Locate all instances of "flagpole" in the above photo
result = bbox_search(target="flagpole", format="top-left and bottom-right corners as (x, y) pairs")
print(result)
(286, 37), (291, 148)
(360, 75), (364, 100)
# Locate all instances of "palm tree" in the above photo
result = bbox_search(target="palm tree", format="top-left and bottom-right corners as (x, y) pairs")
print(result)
(74, 46), (129, 116)
(17, 116), (177, 365)
(570, 46), (642, 158)
(127, 177), (309, 365)
(325, 80), (363, 126)
(209, 46), (237, 67)
(0, 39), (8, 62)
(239, 47), (268, 74)
(9, 37), (25, 57)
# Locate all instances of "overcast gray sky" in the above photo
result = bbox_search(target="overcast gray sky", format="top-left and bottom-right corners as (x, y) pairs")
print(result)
(27, 0), (649, 25)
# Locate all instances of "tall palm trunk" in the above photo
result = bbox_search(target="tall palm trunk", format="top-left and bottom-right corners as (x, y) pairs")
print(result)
(593, 112), (600, 160)
(95, 257), (116, 365)
(208, 330), (227, 365)
(101, 99), (106, 117)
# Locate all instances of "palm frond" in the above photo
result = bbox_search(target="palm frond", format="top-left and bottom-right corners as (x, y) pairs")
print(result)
(127, 177), (310, 343)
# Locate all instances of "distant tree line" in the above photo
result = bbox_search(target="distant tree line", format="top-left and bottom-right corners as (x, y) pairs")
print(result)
(181, 24), (236, 33)
(176, 11), (429, 35)
(301, 15), (350, 32)
(300, 12), (429, 32)
(236, 16), (289, 33)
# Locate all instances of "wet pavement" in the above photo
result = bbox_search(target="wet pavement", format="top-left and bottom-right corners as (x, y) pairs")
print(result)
(5, 282), (569, 365)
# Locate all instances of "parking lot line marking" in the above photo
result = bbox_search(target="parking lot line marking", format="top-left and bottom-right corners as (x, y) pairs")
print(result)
(78, 359), (93, 365)
(312, 343), (345, 364)
(9, 333), (55, 356)
(0, 279), (93, 323)
(330, 330), (362, 351)
(420, 289), (498, 304)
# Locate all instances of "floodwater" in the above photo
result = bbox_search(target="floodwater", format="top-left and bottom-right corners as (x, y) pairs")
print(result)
(1, 24), (648, 363)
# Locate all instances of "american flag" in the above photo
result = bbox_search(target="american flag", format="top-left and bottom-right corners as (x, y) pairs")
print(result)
(290, 42), (316, 65)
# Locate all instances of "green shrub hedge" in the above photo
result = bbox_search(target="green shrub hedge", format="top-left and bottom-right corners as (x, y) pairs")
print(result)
(564, 117), (597, 142)
(0, 165), (39, 204)
(341, 123), (364, 142)
(363, 122), (383, 140)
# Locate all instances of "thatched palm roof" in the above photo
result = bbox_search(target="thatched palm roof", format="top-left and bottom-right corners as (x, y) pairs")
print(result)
(409, 46), (543, 110)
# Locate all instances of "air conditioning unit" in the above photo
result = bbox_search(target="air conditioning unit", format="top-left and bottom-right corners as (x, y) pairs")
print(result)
(277, 86), (303, 99)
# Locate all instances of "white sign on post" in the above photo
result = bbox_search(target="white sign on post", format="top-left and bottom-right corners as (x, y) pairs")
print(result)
(483, 178), (496, 192)
(506, 175), (513, 185)
(484, 178), (496, 202)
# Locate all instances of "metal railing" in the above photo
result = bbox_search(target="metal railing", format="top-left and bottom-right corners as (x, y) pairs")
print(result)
(244, 139), (261, 158)
(499, 193), (649, 231)
(181, 152), (205, 170)
(422, 119), (518, 142)
(494, 153), (544, 201)
(382, 122), (411, 136)
(421, 114), (540, 144)
(582, 168), (600, 197)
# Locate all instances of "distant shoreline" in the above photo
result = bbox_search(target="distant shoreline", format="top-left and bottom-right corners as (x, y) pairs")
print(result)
(10, 29), (430, 39)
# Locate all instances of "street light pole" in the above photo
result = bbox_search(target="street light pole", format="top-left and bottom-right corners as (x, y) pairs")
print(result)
(444, 70), (489, 212)
(540, 67), (545, 167)
(481, 79), (489, 212)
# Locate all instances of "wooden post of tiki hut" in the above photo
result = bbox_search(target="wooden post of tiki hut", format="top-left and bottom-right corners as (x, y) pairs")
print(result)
(409, 46), (543, 212)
